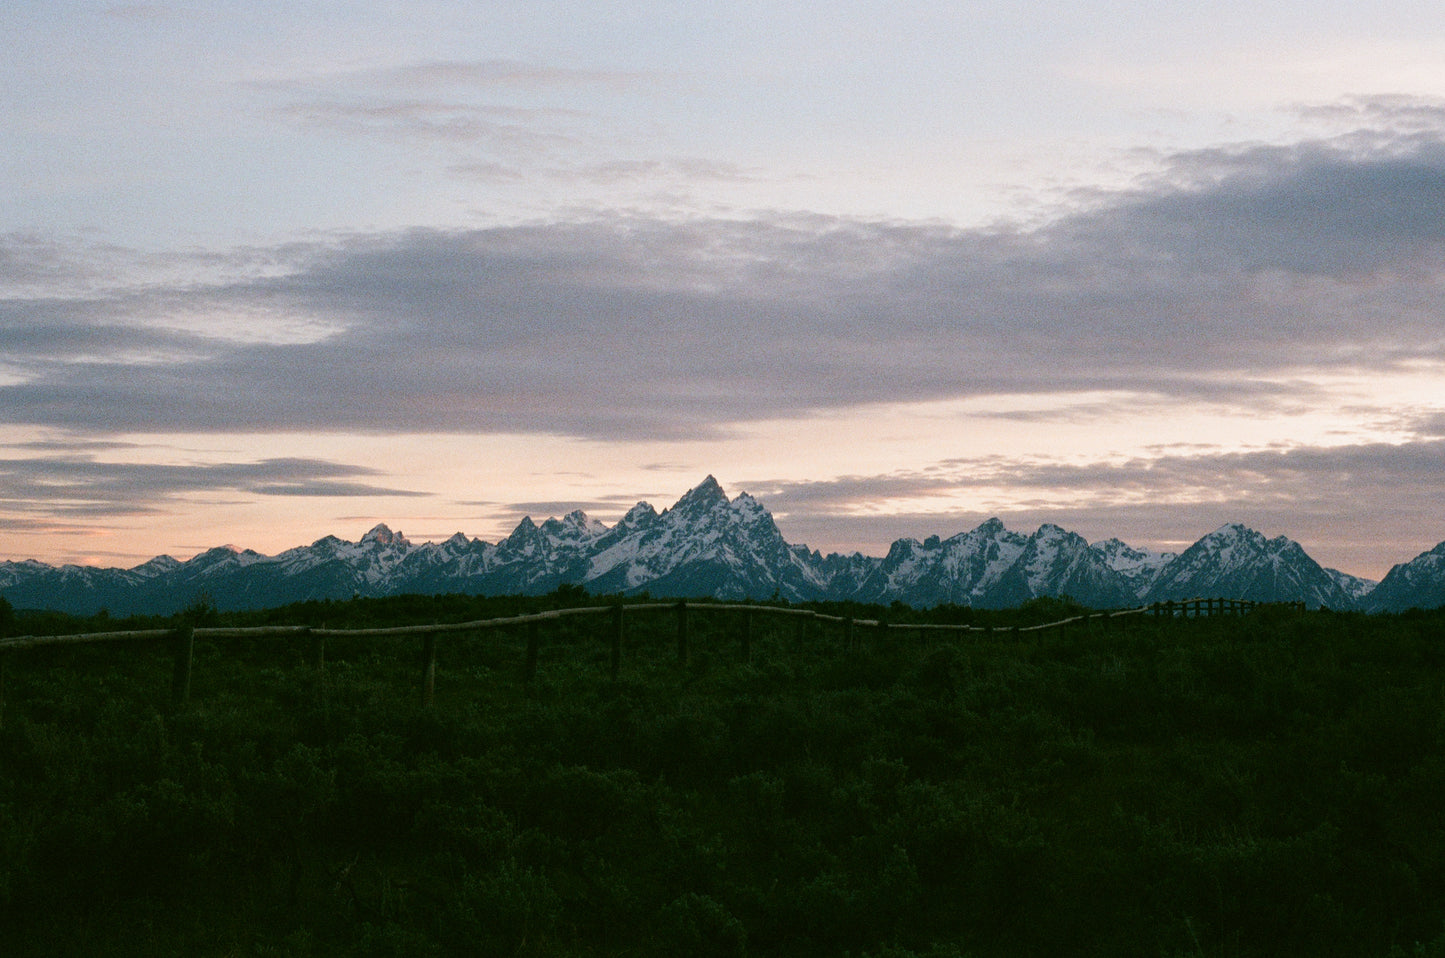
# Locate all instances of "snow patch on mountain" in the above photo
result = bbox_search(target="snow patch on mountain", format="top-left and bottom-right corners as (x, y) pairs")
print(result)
(1145, 523), (1355, 608)
(1090, 537), (1176, 598)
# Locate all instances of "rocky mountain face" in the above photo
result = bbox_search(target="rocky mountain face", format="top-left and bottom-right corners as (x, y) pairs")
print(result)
(847, 518), (1027, 608)
(1141, 523), (1361, 609)
(1090, 538), (1176, 597)
(5, 476), (1436, 617)
(1363, 541), (1445, 613)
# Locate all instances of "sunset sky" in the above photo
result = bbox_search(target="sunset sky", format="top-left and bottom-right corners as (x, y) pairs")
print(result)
(6, 1), (1445, 579)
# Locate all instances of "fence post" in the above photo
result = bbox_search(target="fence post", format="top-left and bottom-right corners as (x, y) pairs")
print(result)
(676, 601), (689, 664)
(525, 621), (540, 681)
(610, 605), (623, 679)
(421, 631), (438, 706)
(171, 625), (195, 706)
(742, 608), (753, 663)
(310, 627), (325, 673)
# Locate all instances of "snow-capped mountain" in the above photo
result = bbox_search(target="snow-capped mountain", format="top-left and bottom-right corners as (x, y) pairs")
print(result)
(1090, 538), (1176, 599)
(1143, 523), (1355, 609)
(982, 524), (1140, 609)
(848, 518), (1028, 607)
(1363, 541), (1445, 613)
(0, 477), (1420, 616)
(582, 476), (826, 600)
(0, 560), (155, 616)
(1326, 567), (1378, 605)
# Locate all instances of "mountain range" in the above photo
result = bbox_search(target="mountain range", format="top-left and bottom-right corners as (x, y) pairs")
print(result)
(2, 475), (1441, 616)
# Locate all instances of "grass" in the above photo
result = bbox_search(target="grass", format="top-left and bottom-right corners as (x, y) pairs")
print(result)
(1, 596), (1443, 956)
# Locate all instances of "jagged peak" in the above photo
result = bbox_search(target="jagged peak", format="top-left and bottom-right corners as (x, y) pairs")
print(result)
(1198, 524), (1310, 558)
(672, 475), (729, 510)
(950, 518), (1022, 547)
(360, 523), (407, 547)
(955, 517), (1023, 545)
(621, 501), (658, 524)
(885, 537), (923, 561)
(193, 545), (238, 559)
(730, 491), (771, 519)
(502, 516), (538, 546)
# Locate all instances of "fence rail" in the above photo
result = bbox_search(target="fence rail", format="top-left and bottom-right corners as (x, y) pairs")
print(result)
(0, 596), (1300, 716)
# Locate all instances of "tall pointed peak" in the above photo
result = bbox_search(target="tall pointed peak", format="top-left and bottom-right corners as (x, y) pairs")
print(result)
(694, 474), (725, 497)
(673, 475), (730, 510)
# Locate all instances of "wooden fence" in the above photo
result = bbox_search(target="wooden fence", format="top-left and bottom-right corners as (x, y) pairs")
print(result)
(0, 596), (1294, 719)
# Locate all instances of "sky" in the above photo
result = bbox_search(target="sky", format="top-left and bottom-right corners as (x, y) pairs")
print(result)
(6, 2), (1445, 580)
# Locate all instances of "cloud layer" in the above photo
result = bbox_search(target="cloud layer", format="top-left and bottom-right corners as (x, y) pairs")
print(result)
(755, 437), (1445, 576)
(0, 451), (427, 522)
(4, 123), (1445, 444)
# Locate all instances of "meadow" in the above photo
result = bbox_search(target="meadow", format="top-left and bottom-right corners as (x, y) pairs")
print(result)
(1, 593), (1443, 956)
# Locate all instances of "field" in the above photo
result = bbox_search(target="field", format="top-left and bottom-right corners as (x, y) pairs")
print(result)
(1, 594), (1444, 956)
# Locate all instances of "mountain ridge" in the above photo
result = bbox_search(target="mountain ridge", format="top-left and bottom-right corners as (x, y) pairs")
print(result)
(8, 475), (1442, 616)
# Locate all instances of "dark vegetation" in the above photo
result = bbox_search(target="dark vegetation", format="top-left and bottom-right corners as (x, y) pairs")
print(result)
(1, 591), (1444, 956)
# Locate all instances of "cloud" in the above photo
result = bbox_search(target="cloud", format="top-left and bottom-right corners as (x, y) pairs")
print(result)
(0, 455), (429, 522)
(760, 440), (1445, 512)
(1097, 140), (1445, 276)
(1297, 94), (1445, 136)
(5, 121), (1445, 440)
(504, 496), (643, 518)
(277, 98), (584, 151)
(268, 57), (648, 179)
